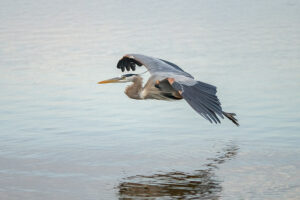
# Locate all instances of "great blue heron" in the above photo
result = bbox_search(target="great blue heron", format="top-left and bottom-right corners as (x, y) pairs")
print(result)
(98, 54), (239, 126)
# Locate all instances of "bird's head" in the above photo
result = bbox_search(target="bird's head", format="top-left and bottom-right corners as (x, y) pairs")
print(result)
(98, 74), (140, 84)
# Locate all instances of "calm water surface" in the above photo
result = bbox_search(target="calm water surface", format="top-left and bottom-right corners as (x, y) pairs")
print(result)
(0, 0), (300, 199)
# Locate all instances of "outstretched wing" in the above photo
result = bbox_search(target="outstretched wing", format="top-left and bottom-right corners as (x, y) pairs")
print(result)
(170, 79), (224, 124)
(116, 54), (237, 125)
(117, 54), (194, 78)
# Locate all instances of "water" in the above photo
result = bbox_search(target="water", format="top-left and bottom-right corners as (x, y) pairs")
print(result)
(0, 0), (300, 199)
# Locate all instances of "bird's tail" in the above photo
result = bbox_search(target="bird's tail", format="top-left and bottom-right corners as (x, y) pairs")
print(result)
(223, 112), (239, 126)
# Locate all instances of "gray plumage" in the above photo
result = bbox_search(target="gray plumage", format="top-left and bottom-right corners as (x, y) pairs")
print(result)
(100, 54), (239, 126)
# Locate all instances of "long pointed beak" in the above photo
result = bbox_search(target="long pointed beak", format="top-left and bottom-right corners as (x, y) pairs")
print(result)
(97, 77), (122, 84)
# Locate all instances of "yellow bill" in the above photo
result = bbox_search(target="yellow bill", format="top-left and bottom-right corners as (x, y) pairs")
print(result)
(97, 77), (122, 84)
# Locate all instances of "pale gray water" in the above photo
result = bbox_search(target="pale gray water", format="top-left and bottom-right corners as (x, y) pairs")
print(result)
(0, 0), (300, 199)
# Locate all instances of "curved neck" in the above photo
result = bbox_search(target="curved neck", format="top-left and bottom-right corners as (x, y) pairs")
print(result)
(124, 76), (143, 99)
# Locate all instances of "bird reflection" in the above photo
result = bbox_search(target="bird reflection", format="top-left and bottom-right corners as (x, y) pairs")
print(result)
(118, 144), (239, 199)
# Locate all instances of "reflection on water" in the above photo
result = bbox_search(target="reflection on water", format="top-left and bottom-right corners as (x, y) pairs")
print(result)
(1, 0), (300, 199)
(119, 144), (239, 199)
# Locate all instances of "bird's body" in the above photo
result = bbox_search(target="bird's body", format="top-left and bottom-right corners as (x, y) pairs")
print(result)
(124, 75), (182, 100)
(98, 54), (239, 126)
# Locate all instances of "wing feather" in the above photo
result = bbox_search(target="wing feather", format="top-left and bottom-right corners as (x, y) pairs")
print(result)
(171, 81), (224, 124)
(117, 54), (194, 78)
(115, 54), (238, 125)
(158, 59), (186, 73)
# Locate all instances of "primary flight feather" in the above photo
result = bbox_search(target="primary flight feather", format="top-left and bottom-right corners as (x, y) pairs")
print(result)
(98, 54), (239, 126)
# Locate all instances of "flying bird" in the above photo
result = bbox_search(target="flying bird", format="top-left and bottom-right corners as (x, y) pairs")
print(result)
(98, 54), (239, 126)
